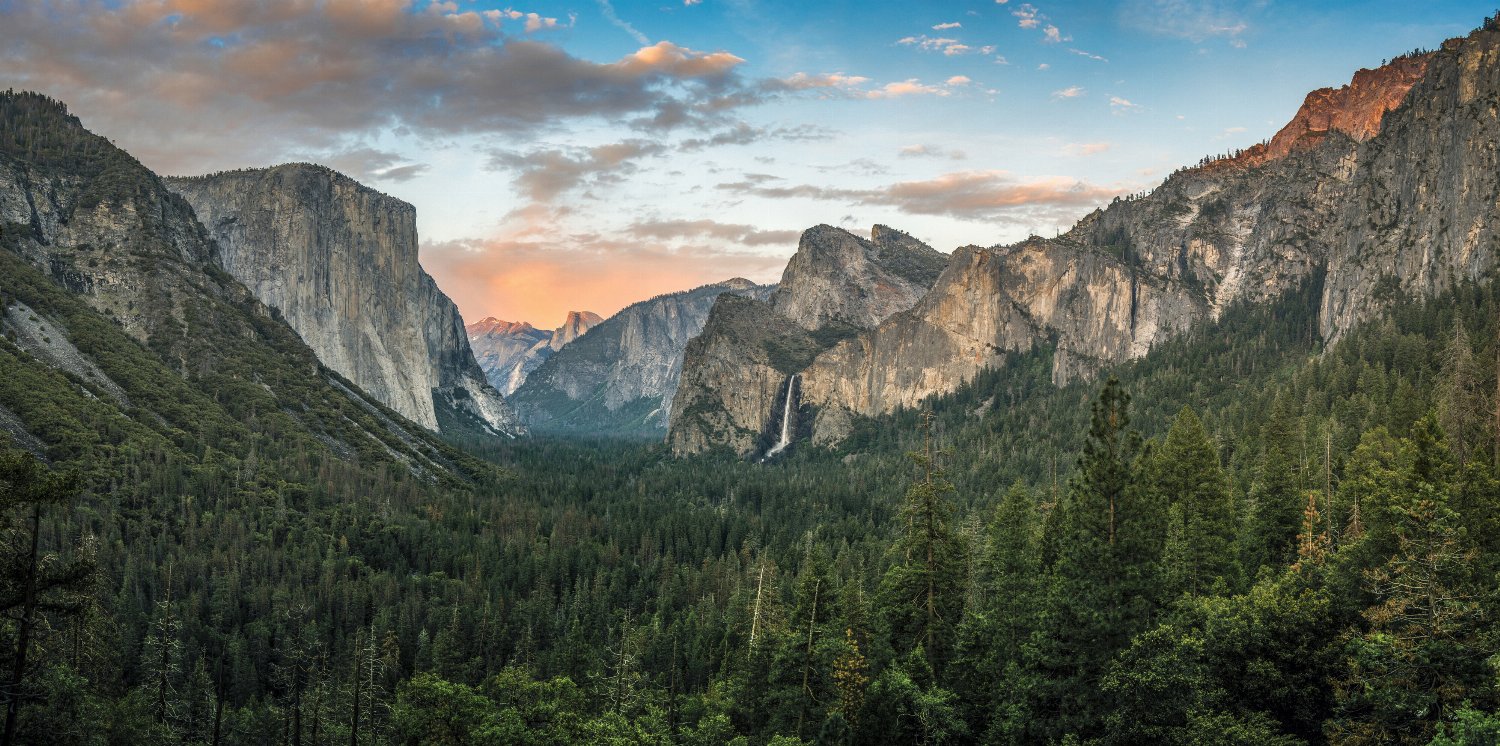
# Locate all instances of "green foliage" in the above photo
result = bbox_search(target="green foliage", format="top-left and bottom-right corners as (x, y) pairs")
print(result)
(8, 95), (1500, 743)
(878, 438), (969, 677)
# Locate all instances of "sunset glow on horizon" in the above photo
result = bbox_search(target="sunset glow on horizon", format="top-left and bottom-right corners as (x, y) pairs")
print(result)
(3, 0), (1491, 325)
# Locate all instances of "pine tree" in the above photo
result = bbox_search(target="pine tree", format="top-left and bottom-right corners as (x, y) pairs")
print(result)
(1244, 396), (1304, 574)
(0, 451), (92, 746)
(1437, 318), (1486, 465)
(877, 412), (969, 678)
(1330, 420), (1491, 744)
(1149, 407), (1240, 597)
(1009, 378), (1156, 742)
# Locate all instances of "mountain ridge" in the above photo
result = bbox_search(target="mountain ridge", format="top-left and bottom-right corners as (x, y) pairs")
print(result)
(669, 24), (1500, 455)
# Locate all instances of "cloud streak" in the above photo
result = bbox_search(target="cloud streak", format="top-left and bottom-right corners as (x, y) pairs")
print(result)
(489, 140), (668, 203)
(1118, 0), (1257, 44)
(597, 0), (650, 45)
(716, 170), (1122, 221)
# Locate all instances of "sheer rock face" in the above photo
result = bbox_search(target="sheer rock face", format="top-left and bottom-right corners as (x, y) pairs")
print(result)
(468, 311), (602, 396)
(510, 279), (773, 436)
(165, 165), (524, 436)
(666, 295), (819, 456)
(769, 224), (950, 332)
(671, 25), (1500, 454)
(668, 226), (950, 456)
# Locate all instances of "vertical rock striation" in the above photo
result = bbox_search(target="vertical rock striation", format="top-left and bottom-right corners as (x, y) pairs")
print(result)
(166, 165), (523, 436)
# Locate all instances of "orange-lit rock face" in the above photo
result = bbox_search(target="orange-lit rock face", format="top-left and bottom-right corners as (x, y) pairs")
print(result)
(1235, 54), (1432, 168)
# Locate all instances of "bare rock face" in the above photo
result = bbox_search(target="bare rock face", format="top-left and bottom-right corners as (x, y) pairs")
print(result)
(670, 23), (1500, 454)
(510, 279), (773, 435)
(668, 225), (949, 456)
(1237, 54), (1431, 167)
(666, 295), (819, 456)
(0, 104), (222, 349)
(770, 224), (949, 333)
(468, 311), (602, 395)
(166, 165), (524, 436)
(0, 91), (483, 476)
(802, 30), (1498, 442)
(551, 310), (603, 350)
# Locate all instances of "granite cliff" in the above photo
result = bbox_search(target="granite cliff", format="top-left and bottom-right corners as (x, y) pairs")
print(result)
(667, 225), (949, 455)
(671, 25), (1500, 455)
(166, 165), (524, 437)
(0, 91), (482, 476)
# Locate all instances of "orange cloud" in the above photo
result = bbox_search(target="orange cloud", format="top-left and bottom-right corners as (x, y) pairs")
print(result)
(0, 1), (758, 174)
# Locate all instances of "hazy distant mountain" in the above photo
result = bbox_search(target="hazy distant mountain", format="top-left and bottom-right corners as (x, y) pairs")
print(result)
(468, 311), (603, 396)
(509, 278), (774, 436)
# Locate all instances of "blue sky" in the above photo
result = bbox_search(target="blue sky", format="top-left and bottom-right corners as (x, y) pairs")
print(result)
(0, 0), (1492, 324)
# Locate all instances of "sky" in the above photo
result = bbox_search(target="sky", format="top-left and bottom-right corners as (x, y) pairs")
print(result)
(0, 1), (1493, 328)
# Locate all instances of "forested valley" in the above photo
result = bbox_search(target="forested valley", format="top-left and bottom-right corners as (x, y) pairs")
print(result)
(6, 232), (1500, 744)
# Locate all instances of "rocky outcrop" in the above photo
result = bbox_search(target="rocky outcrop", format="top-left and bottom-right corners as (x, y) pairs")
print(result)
(667, 295), (819, 456)
(166, 165), (523, 436)
(668, 225), (950, 456)
(468, 311), (602, 395)
(671, 23), (1500, 454)
(1236, 53), (1430, 167)
(510, 279), (772, 435)
(770, 224), (949, 333)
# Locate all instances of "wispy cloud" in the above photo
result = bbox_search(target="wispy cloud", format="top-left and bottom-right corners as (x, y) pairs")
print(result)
(496, 9), (570, 33)
(1052, 86), (1086, 99)
(1109, 96), (1143, 113)
(676, 122), (834, 151)
(1118, 0), (1257, 45)
(625, 219), (799, 246)
(899, 144), (968, 160)
(597, 0), (650, 45)
(488, 140), (667, 203)
(1063, 142), (1111, 156)
(867, 79), (952, 98)
(316, 147), (430, 183)
(1068, 48), (1108, 62)
(770, 72), (960, 100)
(1014, 3), (1042, 28)
(716, 170), (1122, 221)
(898, 35), (975, 56)
(933, 21), (962, 30)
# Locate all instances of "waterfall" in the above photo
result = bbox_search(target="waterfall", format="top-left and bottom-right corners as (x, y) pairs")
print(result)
(762, 374), (799, 461)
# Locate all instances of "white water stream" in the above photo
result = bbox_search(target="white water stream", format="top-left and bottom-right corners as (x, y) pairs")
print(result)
(762, 374), (798, 461)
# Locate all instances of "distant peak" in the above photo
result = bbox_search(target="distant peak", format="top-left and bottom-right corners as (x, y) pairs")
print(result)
(563, 310), (604, 325)
(466, 318), (535, 335)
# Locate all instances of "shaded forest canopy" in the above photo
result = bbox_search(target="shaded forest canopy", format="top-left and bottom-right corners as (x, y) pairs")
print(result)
(4, 209), (1500, 743)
